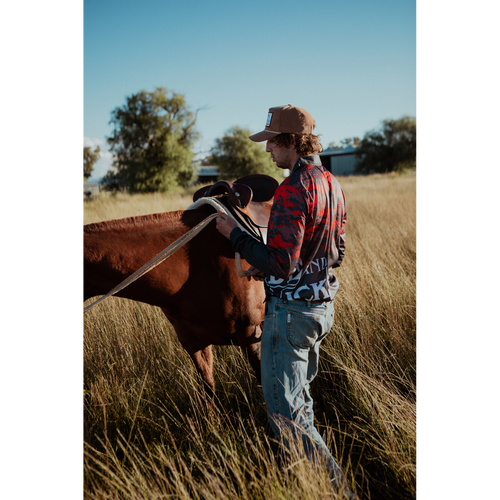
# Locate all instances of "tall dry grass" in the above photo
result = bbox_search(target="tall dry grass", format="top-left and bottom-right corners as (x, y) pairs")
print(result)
(84, 172), (416, 499)
(84, 186), (201, 225)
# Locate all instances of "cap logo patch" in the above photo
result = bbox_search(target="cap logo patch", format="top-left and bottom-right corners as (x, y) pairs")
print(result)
(266, 112), (273, 127)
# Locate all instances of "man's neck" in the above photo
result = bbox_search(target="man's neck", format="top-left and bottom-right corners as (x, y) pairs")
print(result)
(290, 154), (321, 173)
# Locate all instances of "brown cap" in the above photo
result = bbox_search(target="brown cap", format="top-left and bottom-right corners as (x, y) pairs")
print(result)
(249, 105), (316, 142)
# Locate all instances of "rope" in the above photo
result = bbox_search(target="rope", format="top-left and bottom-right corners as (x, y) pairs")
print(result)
(235, 252), (245, 278)
(229, 205), (265, 242)
(84, 212), (219, 313)
(184, 196), (262, 278)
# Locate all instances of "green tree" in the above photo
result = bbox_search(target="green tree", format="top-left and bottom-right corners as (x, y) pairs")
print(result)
(207, 126), (282, 181)
(84, 145), (101, 181)
(102, 88), (199, 193)
(342, 137), (360, 147)
(355, 116), (416, 174)
(327, 137), (360, 150)
(327, 141), (343, 150)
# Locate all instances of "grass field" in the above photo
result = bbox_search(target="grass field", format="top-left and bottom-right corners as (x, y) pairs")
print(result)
(84, 172), (416, 499)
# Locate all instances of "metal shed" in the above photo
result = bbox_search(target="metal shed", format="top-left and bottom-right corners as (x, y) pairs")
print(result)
(319, 145), (361, 176)
(84, 181), (100, 197)
(197, 166), (219, 184)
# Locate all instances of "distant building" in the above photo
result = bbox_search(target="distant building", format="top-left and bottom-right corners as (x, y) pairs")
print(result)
(84, 181), (100, 197)
(319, 145), (362, 176)
(197, 166), (219, 184)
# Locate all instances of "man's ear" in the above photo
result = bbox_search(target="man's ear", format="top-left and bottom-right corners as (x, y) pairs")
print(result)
(289, 134), (296, 147)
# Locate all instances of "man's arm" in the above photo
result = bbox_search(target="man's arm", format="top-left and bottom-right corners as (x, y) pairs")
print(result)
(215, 178), (308, 279)
(214, 208), (291, 277)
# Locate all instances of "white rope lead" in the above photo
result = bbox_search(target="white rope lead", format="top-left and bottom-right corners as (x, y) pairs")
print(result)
(84, 212), (219, 313)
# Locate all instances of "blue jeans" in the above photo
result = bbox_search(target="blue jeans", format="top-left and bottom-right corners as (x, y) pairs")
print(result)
(261, 295), (352, 496)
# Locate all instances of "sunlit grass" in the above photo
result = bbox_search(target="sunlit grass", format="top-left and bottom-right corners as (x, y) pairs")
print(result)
(84, 183), (207, 225)
(84, 172), (416, 499)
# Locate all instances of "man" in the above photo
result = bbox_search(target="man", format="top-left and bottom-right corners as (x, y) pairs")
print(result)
(215, 105), (353, 498)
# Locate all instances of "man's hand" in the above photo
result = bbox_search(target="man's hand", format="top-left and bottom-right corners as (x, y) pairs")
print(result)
(215, 209), (239, 239)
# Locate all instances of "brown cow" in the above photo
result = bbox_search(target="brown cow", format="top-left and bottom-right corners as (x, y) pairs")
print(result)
(84, 203), (265, 398)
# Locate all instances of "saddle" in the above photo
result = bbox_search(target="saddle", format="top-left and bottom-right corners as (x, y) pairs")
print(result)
(193, 174), (279, 242)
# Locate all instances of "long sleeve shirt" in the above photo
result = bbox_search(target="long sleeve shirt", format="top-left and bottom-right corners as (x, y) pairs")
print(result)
(230, 154), (346, 302)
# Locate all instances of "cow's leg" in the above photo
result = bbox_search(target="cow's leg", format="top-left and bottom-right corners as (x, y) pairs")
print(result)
(161, 309), (216, 401)
(237, 324), (262, 384)
(179, 341), (215, 401)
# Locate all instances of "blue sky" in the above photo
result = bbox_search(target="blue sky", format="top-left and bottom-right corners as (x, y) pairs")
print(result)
(84, 0), (416, 181)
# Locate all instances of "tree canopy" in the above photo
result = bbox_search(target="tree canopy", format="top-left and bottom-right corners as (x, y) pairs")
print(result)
(102, 88), (199, 193)
(206, 126), (282, 181)
(84, 146), (101, 181)
(327, 137), (360, 150)
(355, 116), (416, 174)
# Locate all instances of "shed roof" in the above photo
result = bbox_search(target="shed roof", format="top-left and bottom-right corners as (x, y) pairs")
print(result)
(320, 145), (358, 156)
(198, 166), (219, 176)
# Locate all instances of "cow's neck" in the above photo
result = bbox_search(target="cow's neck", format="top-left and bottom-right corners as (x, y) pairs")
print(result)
(84, 211), (189, 303)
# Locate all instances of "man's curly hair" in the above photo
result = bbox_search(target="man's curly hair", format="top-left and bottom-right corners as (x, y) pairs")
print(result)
(271, 133), (323, 156)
